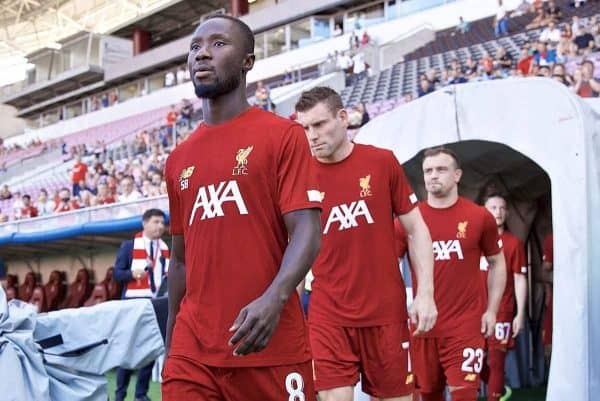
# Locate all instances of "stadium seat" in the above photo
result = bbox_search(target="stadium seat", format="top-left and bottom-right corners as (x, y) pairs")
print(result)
(83, 283), (108, 306)
(102, 267), (122, 300)
(29, 285), (48, 313)
(18, 272), (37, 302)
(6, 286), (17, 301)
(44, 270), (67, 311)
(62, 268), (93, 309)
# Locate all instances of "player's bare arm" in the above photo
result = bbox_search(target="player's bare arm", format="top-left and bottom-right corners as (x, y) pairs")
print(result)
(229, 208), (321, 356)
(398, 207), (437, 335)
(513, 272), (527, 337)
(165, 234), (186, 355)
(481, 251), (507, 337)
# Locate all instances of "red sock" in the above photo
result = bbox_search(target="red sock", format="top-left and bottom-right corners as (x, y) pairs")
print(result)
(486, 348), (507, 401)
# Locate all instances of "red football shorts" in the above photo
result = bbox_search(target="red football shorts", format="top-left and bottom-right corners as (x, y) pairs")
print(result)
(487, 312), (515, 350)
(410, 333), (485, 393)
(162, 355), (316, 401)
(309, 321), (414, 398)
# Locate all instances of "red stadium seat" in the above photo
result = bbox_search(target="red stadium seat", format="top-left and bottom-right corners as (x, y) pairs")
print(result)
(62, 269), (93, 308)
(18, 272), (37, 302)
(29, 285), (48, 313)
(44, 270), (67, 311)
(84, 283), (109, 306)
(102, 266), (122, 300)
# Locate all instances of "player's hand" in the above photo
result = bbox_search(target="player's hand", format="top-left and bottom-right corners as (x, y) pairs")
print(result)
(512, 313), (524, 338)
(481, 310), (496, 338)
(409, 293), (438, 336)
(228, 292), (284, 356)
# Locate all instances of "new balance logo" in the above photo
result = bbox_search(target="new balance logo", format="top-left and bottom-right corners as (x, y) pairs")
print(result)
(432, 240), (464, 260)
(323, 200), (374, 234)
(189, 180), (248, 224)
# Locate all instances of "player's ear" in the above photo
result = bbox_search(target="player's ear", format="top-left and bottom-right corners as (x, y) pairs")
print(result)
(338, 108), (349, 127)
(454, 168), (463, 183)
(242, 53), (255, 73)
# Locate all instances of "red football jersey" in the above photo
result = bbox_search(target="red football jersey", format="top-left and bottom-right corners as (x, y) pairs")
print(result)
(399, 197), (502, 337)
(394, 218), (409, 259)
(164, 107), (322, 367)
(308, 144), (417, 327)
(480, 231), (527, 315)
(20, 206), (38, 219)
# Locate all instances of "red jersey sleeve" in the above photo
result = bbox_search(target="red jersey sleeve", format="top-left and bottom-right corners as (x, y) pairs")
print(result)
(165, 155), (183, 235)
(388, 151), (417, 216)
(277, 124), (322, 214)
(481, 209), (502, 256)
(543, 234), (553, 264)
(514, 238), (528, 275)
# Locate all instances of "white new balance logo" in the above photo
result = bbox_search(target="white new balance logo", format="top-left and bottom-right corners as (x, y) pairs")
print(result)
(189, 180), (248, 224)
(432, 240), (464, 261)
(323, 200), (374, 234)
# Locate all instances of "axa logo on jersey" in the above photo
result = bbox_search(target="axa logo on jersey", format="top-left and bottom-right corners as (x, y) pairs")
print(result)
(432, 240), (464, 260)
(323, 199), (374, 234)
(188, 180), (248, 224)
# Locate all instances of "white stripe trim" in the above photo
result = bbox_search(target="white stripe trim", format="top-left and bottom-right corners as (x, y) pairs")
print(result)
(124, 288), (154, 298)
(307, 190), (322, 202)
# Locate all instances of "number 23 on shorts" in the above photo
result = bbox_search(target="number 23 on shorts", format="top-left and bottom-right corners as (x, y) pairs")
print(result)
(461, 347), (484, 373)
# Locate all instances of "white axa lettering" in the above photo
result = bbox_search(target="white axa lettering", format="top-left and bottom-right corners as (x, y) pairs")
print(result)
(323, 199), (374, 234)
(432, 240), (464, 261)
(188, 180), (248, 224)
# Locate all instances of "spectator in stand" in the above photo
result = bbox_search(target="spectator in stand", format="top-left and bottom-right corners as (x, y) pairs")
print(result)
(54, 188), (80, 213)
(494, 0), (509, 37)
(360, 31), (371, 46)
(71, 155), (88, 197)
(11, 192), (23, 220)
(403, 93), (413, 103)
(179, 99), (193, 129)
(517, 48), (534, 76)
(495, 47), (514, 75)
(570, 0), (586, 8)
(448, 66), (467, 85)
(425, 68), (440, 86)
(349, 31), (359, 50)
(91, 182), (115, 206)
(35, 189), (55, 216)
(165, 70), (175, 87)
(574, 60), (600, 97)
(480, 51), (494, 74)
(463, 57), (478, 78)
(540, 21), (562, 44)
(418, 76), (435, 97)
(538, 65), (551, 77)
(109, 90), (119, 105)
(101, 93), (109, 108)
(17, 195), (38, 220)
(166, 105), (178, 137)
(562, 23), (573, 41)
(456, 16), (470, 34)
(572, 15), (582, 35)
(552, 63), (573, 86)
(573, 25), (595, 54)
(546, 1), (562, 23)
(79, 190), (94, 208)
(254, 81), (270, 111)
(352, 52), (367, 82)
(527, 8), (549, 30)
(118, 176), (142, 203)
(333, 24), (343, 37)
(0, 210), (7, 223)
(0, 184), (11, 200)
(555, 37), (571, 63)
(534, 40), (557, 66)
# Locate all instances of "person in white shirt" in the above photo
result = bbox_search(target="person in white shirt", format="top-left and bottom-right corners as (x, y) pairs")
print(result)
(35, 189), (56, 216)
(352, 52), (366, 80)
(540, 21), (562, 43)
(118, 176), (142, 203)
(164, 71), (175, 87)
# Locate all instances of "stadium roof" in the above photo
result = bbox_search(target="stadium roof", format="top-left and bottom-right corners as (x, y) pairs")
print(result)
(0, 0), (185, 80)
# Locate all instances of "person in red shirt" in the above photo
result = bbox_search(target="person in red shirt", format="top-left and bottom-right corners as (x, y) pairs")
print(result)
(166, 105), (178, 136)
(517, 48), (533, 76)
(18, 194), (39, 219)
(162, 15), (322, 401)
(94, 182), (116, 205)
(54, 188), (80, 213)
(294, 87), (436, 401)
(482, 193), (528, 401)
(71, 155), (88, 197)
(397, 147), (507, 401)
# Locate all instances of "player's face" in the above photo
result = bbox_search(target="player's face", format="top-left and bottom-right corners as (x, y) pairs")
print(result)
(485, 196), (507, 227)
(296, 102), (349, 161)
(188, 18), (254, 99)
(422, 153), (462, 197)
(143, 216), (165, 239)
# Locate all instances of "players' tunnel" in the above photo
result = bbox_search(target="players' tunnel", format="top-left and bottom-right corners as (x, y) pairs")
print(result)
(401, 140), (552, 392)
(355, 78), (600, 401)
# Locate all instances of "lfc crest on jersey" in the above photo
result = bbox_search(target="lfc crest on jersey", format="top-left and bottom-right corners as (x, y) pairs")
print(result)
(179, 166), (195, 190)
(457, 221), (468, 238)
(359, 174), (372, 197)
(233, 145), (254, 176)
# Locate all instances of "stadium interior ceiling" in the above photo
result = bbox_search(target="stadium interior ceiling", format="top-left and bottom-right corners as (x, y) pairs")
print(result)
(0, 0), (197, 61)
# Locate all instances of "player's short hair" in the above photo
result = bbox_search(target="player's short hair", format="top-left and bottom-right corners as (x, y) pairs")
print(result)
(483, 191), (508, 204)
(422, 146), (461, 169)
(22, 194), (31, 201)
(295, 86), (344, 116)
(203, 14), (255, 55)
(142, 208), (166, 222)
